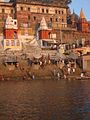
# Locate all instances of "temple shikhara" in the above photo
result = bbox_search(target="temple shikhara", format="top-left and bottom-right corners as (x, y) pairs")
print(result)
(0, 0), (90, 50)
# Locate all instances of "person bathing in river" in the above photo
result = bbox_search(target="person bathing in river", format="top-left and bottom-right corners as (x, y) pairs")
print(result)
(68, 67), (71, 74)
(72, 68), (75, 73)
(80, 72), (84, 78)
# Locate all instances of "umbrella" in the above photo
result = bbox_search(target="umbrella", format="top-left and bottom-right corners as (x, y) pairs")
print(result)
(68, 52), (78, 59)
(33, 54), (42, 59)
(56, 52), (66, 60)
(4, 48), (11, 52)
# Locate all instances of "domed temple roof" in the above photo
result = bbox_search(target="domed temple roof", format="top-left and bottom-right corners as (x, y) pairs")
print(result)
(71, 10), (79, 21)
(67, 10), (79, 24)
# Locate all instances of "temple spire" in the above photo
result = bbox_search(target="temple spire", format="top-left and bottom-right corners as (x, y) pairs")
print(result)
(39, 17), (48, 30)
(79, 8), (86, 19)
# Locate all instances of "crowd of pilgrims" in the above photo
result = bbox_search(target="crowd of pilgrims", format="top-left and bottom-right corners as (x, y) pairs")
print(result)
(2, 54), (85, 80)
(26, 54), (77, 79)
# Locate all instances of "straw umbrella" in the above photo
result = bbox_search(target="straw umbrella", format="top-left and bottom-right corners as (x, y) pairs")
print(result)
(68, 52), (78, 60)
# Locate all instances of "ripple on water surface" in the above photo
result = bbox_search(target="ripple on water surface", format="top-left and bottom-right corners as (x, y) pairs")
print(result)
(0, 79), (90, 120)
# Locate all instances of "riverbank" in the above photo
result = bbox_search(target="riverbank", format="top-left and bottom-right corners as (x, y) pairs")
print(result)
(0, 58), (84, 81)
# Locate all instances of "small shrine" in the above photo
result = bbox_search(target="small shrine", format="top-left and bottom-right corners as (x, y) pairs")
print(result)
(4, 15), (22, 50)
(38, 17), (57, 49)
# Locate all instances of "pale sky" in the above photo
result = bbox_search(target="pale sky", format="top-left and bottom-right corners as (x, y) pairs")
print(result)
(70, 0), (90, 21)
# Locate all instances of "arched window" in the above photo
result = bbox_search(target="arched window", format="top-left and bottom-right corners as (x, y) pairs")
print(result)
(21, 7), (23, 11)
(33, 16), (36, 21)
(28, 7), (30, 11)
(55, 10), (57, 14)
(46, 9), (48, 13)
(42, 9), (44, 13)
(56, 18), (58, 22)
(50, 18), (52, 22)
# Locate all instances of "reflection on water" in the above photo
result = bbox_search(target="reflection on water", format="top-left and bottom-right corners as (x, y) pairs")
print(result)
(0, 79), (90, 120)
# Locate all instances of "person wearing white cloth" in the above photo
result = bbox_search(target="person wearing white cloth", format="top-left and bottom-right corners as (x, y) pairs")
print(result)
(72, 68), (75, 73)
(81, 72), (84, 77)
(68, 67), (71, 74)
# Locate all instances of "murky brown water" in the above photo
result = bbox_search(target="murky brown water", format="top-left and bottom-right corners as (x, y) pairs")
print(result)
(0, 79), (90, 120)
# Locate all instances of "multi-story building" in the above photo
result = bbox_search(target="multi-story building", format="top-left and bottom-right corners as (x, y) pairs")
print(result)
(0, 2), (14, 35)
(0, 0), (90, 50)
(0, 0), (68, 41)
(67, 8), (90, 46)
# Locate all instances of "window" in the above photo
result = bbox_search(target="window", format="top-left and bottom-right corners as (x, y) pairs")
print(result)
(46, 9), (48, 13)
(62, 19), (64, 22)
(14, 21), (17, 25)
(55, 10), (57, 14)
(42, 9), (44, 13)
(6, 40), (10, 46)
(11, 40), (15, 46)
(59, 11), (60, 14)
(11, 9), (13, 14)
(48, 32), (51, 39)
(28, 7), (30, 11)
(56, 18), (58, 22)
(50, 18), (52, 22)
(28, 15), (30, 20)
(2, 9), (5, 13)
(33, 16), (36, 21)
(62, 11), (64, 14)
(21, 7), (23, 11)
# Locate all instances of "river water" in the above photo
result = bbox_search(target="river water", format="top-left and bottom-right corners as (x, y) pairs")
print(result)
(0, 79), (90, 120)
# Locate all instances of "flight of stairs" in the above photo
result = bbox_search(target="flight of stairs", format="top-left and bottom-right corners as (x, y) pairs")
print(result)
(23, 38), (58, 58)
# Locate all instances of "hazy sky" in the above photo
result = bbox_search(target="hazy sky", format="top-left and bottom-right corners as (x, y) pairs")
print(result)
(69, 0), (90, 21)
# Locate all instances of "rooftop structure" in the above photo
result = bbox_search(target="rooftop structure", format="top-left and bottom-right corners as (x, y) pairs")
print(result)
(5, 15), (18, 29)
(10, 0), (72, 7)
(0, 0), (90, 50)
(39, 17), (48, 30)
(79, 8), (86, 19)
